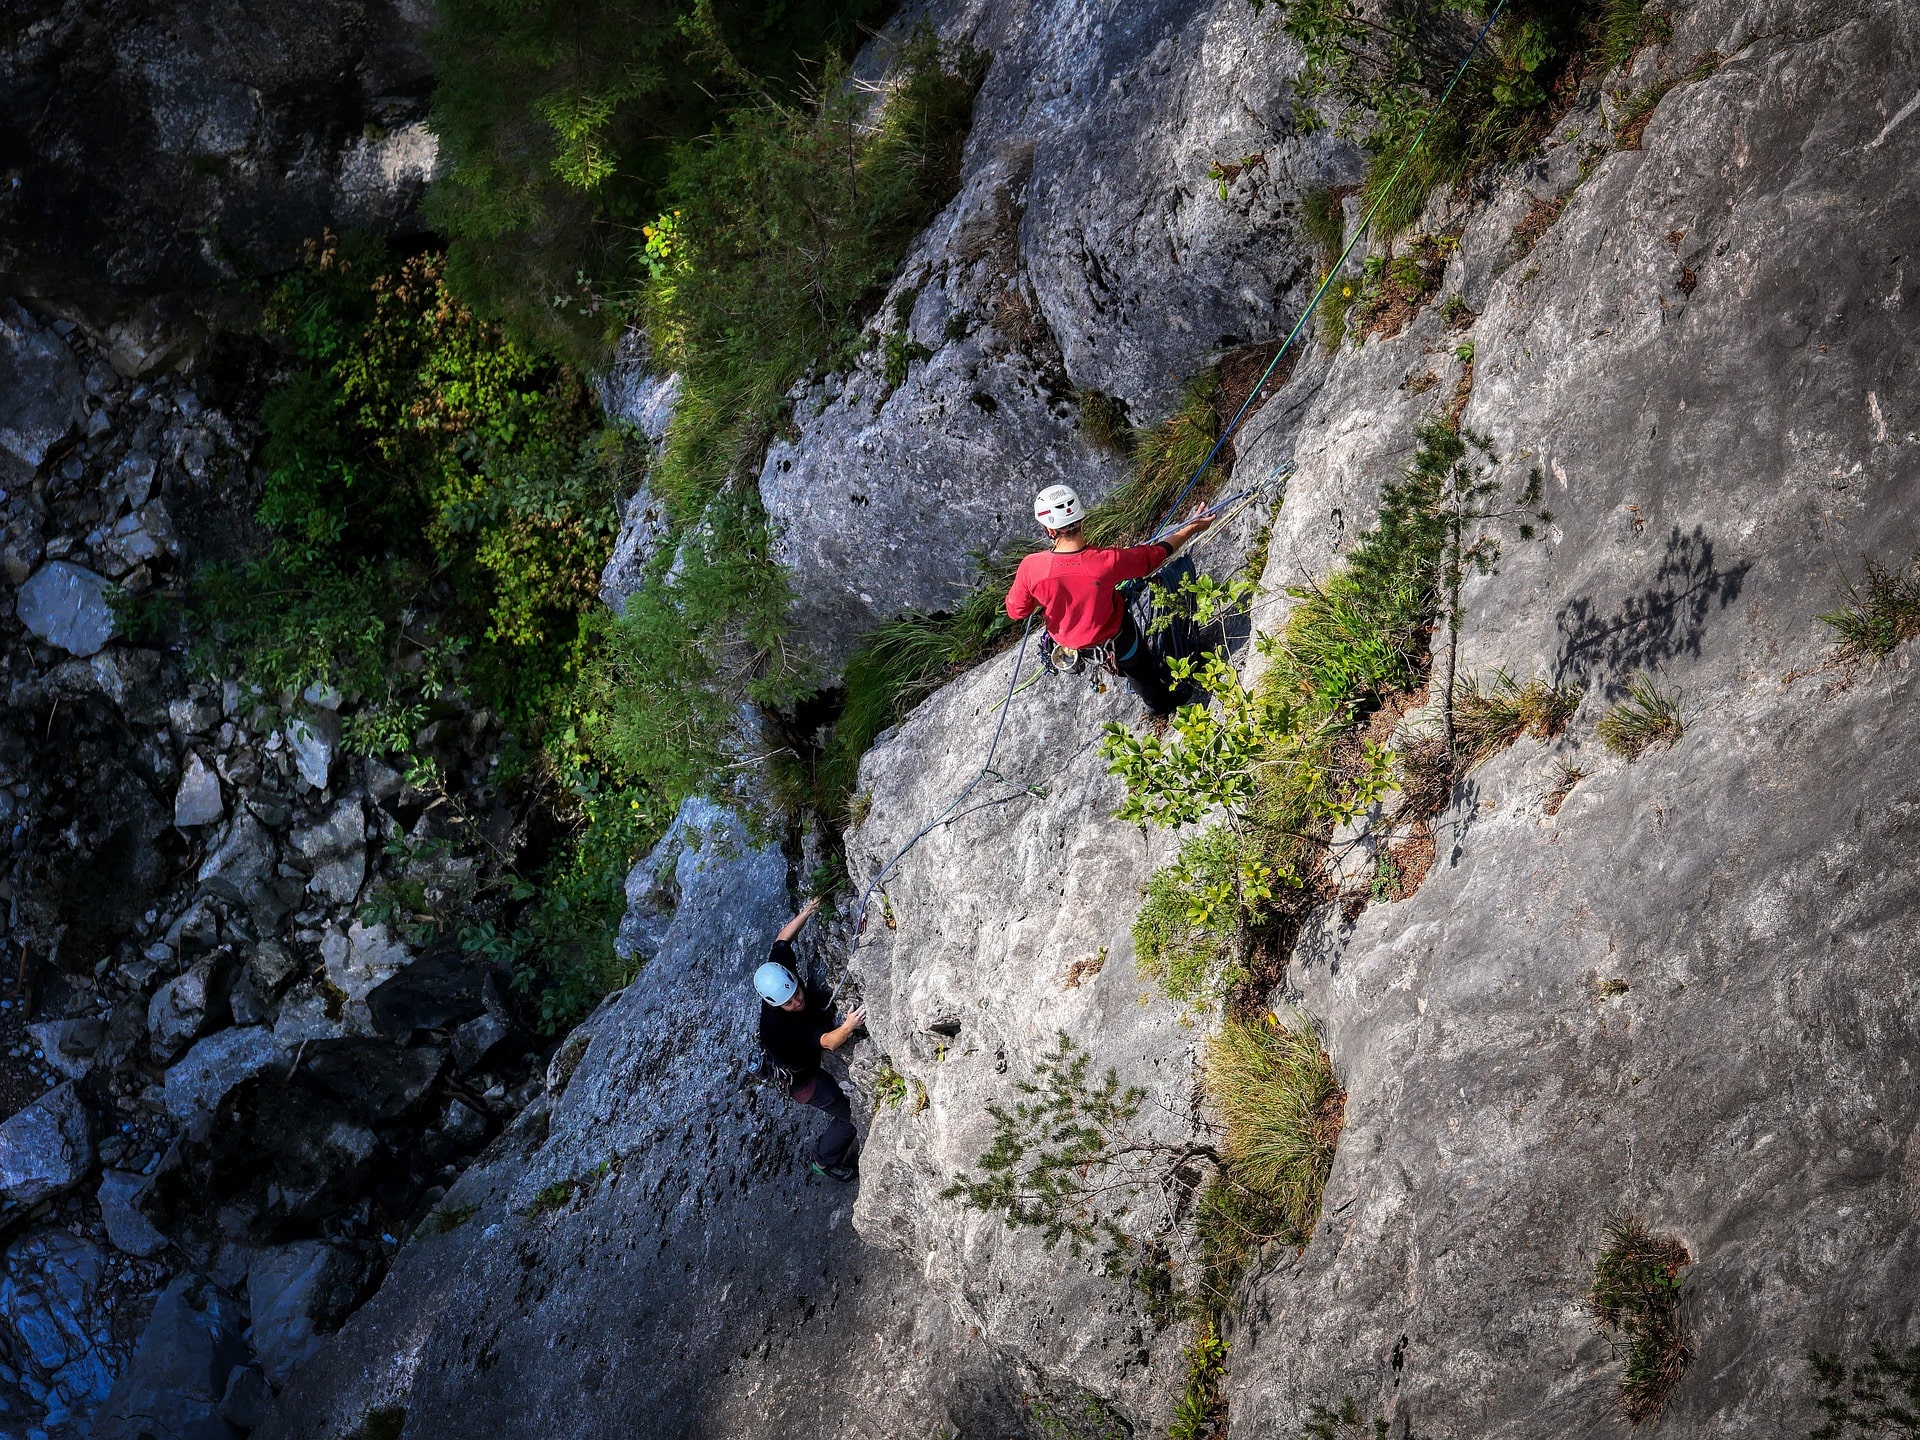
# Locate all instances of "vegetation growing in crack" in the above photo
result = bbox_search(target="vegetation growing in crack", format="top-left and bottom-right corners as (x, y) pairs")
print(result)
(1302, 1398), (1391, 1439)
(1595, 671), (1684, 759)
(1103, 416), (1550, 1013)
(1822, 553), (1920, 664)
(1590, 1214), (1693, 1422)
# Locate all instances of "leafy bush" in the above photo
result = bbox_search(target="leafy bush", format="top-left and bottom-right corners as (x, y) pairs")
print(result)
(1168, 1321), (1230, 1440)
(424, 0), (892, 363)
(1822, 556), (1920, 663)
(1590, 1214), (1692, 1422)
(1595, 671), (1684, 759)
(1204, 1013), (1344, 1248)
(1132, 828), (1255, 1008)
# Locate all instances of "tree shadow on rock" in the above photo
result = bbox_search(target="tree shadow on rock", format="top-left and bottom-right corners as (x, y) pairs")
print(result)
(1552, 526), (1751, 693)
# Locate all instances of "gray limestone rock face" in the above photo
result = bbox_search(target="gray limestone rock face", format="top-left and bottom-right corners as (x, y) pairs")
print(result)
(0, 1228), (123, 1435)
(175, 752), (225, 828)
(0, 1084), (93, 1207)
(284, 715), (338, 792)
(758, 0), (1353, 668)
(98, 1170), (170, 1259)
(197, 812), (277, 915)
(148, 958), (228, 1065)
(254, 797), (1029, 1440)
(15, 562), (117, 658)
(27, 1018), (103, 1081)
(165, 1027), (284, 1124)
(246, 1242), (360, 1388)
(92, 1273), (249, 1440)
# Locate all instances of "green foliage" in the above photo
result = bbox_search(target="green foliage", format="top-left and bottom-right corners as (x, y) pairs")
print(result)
(875, 1061), (908, 1110)
(419, 1200), (480, 1237)
(424, 0), (892, 363)
(1204, 1013), (1343, 1249)
(1300, 186), (1350, 266)
(1168, 1322), (1230, 1440)
(1822, 557), (1920, 663)
(1026, 1392), (1133, 1440)
(1085, 376), (1222, 548)
(642, 31), (984, 521)
(1595, 671), (1684, 760)
(1590, 1214), (1692, 1422)
(943, 1033), (1196, 1256)
(1449, 669), (1581, 764)
(1132, 828), (1253, 1008)
(1077, 390), (1134, 454)
(1599, 0), (1673, 68)
(1255, 0), (1602, 239)
(1810, 1340), (1920, 1438)
(1302, 1398), (1389, 1440)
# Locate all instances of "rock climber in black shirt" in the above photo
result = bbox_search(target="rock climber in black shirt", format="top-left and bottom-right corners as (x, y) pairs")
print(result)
(754, 896), (866, 1182)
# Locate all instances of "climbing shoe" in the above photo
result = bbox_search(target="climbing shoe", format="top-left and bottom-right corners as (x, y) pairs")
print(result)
(808, 1159), (859, 1184)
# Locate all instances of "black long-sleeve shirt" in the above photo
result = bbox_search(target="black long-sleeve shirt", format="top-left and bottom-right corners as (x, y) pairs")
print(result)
(756, 940), (835, 1081)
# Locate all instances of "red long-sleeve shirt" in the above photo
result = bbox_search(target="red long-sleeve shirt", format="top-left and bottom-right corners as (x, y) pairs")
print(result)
(1004, 543), (1170, 648)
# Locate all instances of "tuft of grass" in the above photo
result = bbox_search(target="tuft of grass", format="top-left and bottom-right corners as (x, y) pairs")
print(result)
(1822, 557), (1920, 663)
(525, 1180), (577, 1217)
(1083, 374), (1222, 548)
(1204, 1013), (1344, 1249)
(1596, 672), (1684, 760)
(1356, 234), (1452, 341)
(1302, 1398), (1390, 1439)
(1544, 756), (1588, 815)
(1600, 0), (1674, 70)
(1076, 389), (1134, 454)
(1590, 1214), (1693, 1422)
(1132, 828), (1249, 1008)
(1300, 186), (1349, 267)
(420, 1200), (480, 1237)
(1510, 192), (1568, 258)
(1451, 669), (1582, 765)
(346, 1409), (407, 1440)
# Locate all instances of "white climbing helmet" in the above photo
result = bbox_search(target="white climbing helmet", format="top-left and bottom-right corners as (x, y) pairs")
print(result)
(1033, 484), (1085, 529)
(754, 961), (799, 1006)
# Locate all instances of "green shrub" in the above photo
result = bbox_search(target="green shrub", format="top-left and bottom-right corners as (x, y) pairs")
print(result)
(1590, 1214), (1692, 1422)
(1132, 828), (1253, 1008)
(1595, 671), (1684, 759)
(1822, 557), (1920, 662)
(1204, 1013), (1343, 1249)
(424, 0), (891, 363)
(1168, 1321), (1229, 1440)
(1810, 1339), (1920, 1438)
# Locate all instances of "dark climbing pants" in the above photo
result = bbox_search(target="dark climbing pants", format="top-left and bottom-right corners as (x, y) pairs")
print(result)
(795, 1069), (858, 1169)
(1110, 610), (1180, 715)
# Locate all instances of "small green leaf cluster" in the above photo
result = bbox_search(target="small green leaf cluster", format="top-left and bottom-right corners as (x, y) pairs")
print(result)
(1167, 1321), (1230, 1440)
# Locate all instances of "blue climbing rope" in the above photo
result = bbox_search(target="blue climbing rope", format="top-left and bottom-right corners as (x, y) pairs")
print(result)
(1148, 0), (1512, 541)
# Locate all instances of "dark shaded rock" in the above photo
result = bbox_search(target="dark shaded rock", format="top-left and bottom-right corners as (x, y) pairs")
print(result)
(365, 945), (489, 1039)
(165, 1027), (284, 1123)
(98, 1169), (170, 1259)
(0, 300), (84, 483)
(450, 1013), (509, 1075)
(220, 1366), (270, 1432)
(92, 1273), (247, 1440)
(294, 1041), (444, 1124)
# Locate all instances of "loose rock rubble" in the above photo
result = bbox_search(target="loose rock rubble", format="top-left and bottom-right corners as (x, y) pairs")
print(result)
(0, 301), (552, 1437)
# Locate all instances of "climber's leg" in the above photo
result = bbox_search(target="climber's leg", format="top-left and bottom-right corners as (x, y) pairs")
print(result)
(801, 1069), (859, 1171)
(1109, 610), (1180, 715)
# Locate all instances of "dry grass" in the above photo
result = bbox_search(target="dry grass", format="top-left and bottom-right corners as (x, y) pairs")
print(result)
(1591, 1214), (1693, 1422)
(1204, 1012), (1344, 1248)
(1452, 670), (1583, 765)
(1510, 193), (1568, 259)
(1596, 672), (1684, 760)
(1358, 235), (1451, 341)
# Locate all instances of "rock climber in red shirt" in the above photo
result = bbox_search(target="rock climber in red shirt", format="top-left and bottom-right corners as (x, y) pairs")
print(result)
(1004, 484), (1216, 715)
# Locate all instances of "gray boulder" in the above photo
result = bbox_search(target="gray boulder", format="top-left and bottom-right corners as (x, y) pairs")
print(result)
(0, 301), (84, 484)
(98, 1169), (170, 1258)
(175, 752), (225, 828)
(290, 798), (366, 905)
(284, 715), (337, 792)
(220, 1366), (270, 1431)
(197, 813), (277, 914)
(0, 1083), (94, 1205)
(148, 957), (228, 1064)
(15, 562), (116, 658)
(27, 1018), (103, 1081)
(165, 1027), (283, 1124)
(598, 485), (671, 615)
(103, 499), (182, 570)
(0, 1228), (122, 1434)
(245, 1242), (360, 1387)
(91, 1273), (248, 1440)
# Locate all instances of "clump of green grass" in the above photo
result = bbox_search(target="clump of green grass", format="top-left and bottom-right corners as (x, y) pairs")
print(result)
(1076, 389), (1133, 453)
(1302, 1398), (1389, 1439)
(1084, 374), (1223, 548)
(1822, 557), (1920, 663)
(1590, 1214), (1693, 1422)
(1596, 672), (1684, 759)
(419, 1200), (480, 1237)
(1133, 828), (1250, 1008)
(1204, 1013), (1345, 1250)
(1300, 186), (1349, 266)
(1451, 669), (1582, 765)
(1600, 0), (1674, 69)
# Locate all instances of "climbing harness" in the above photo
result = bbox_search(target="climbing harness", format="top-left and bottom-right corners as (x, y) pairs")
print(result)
(822, 0), (1511, 1001)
